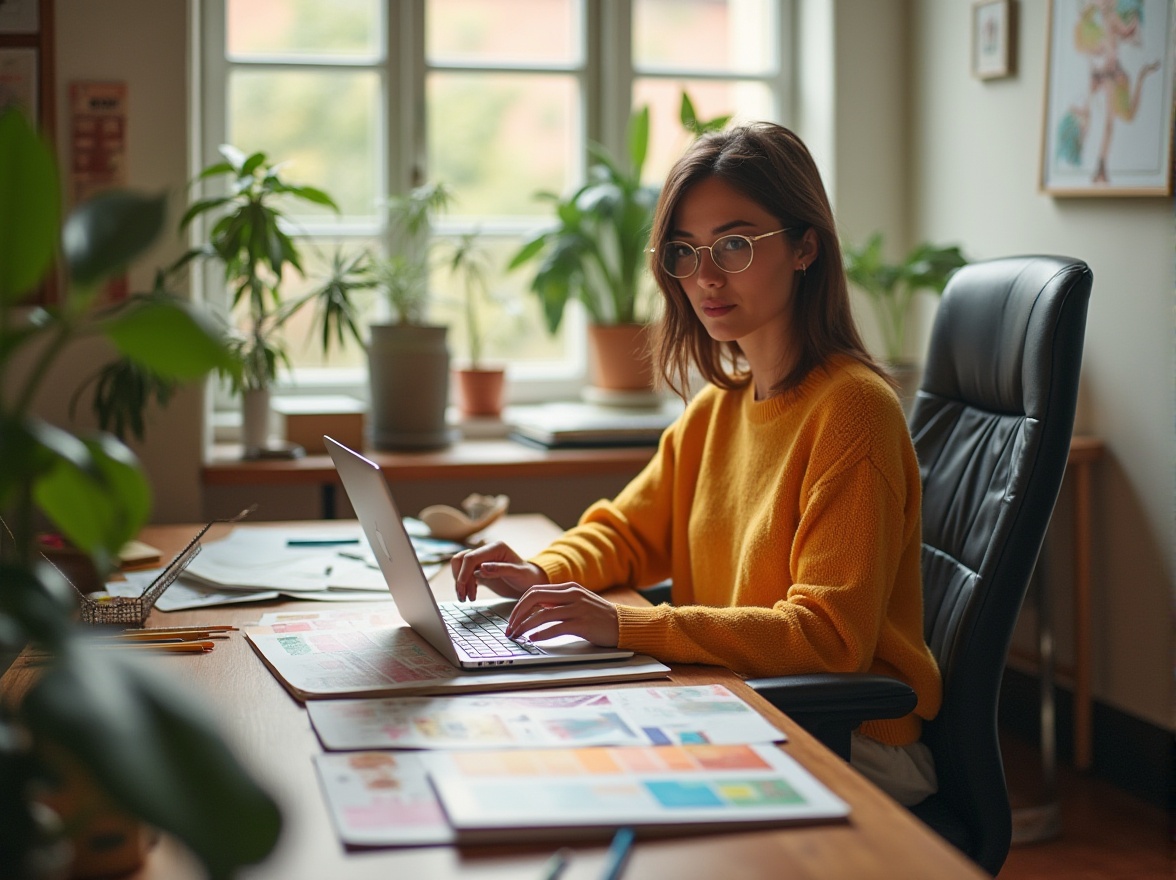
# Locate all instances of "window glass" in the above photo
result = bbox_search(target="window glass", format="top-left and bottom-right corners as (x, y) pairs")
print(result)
(227, 0), (382, 59)
(633, 0), (776, 74)
(428, 73), (579, 217)
(228, 68), (381, 221)
(427, 235), (568, 366)
(426, 0), (579, 64)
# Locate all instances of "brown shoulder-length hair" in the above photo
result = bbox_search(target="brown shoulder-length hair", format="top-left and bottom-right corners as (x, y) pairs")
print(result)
(649, 122), (891, 399)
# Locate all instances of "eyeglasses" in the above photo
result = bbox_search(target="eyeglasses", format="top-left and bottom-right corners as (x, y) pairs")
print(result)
(652, 228), (796, 279)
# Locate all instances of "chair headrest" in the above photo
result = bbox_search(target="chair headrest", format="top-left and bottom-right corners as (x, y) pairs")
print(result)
(920, 256), (1092, 418)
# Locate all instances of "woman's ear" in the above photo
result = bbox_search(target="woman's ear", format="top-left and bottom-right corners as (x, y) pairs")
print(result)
(797, 227), (820, 268)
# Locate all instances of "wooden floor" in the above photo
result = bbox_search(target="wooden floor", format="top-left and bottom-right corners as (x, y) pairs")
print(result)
(997, 732), (1172, 879)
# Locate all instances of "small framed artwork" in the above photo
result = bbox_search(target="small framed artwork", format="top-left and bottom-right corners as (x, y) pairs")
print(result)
(0, 0), (39, 35)
(973, 0), (1016, 80)
(0, 47), (37, 124)
(1041, 0), (1174, 196)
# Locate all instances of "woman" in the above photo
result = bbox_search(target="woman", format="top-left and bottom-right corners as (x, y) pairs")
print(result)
(451, 123), (941, 805)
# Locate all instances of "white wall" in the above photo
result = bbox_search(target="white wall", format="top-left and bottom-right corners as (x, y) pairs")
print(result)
(908, 1), (1174, 730)
(46, 0), (204, 523)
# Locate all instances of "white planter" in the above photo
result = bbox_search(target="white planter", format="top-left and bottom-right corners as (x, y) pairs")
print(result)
(241, 387), (272, 458)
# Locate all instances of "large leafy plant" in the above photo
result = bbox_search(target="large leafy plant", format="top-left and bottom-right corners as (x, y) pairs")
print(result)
(843, 232), (968, 362)
(0, 109), (281, 878)
(510, 93), (730, 334)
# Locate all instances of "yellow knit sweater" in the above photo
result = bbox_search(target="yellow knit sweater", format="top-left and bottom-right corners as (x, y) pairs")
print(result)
(530, 357), (942, 746)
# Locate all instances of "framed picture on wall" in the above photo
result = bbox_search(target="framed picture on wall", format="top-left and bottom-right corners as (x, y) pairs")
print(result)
(0, 0), (39, 34)
(972, 0), (1016, 80)
(1040, 0), (1174, 196)
(0, 47), (37, 123)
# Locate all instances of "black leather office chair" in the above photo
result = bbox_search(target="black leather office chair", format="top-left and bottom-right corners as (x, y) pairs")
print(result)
(747, 255), (1092, 875)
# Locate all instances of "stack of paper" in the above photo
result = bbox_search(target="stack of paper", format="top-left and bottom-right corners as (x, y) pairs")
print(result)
(103, 523), (460, 611)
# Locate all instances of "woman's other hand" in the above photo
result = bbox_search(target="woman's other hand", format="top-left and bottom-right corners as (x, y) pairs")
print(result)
(505, 583), (620, 648)
(450, 541), (548, 601)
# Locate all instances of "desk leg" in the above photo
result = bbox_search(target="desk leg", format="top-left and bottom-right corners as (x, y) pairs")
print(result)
(1072, 461), (1093, 771)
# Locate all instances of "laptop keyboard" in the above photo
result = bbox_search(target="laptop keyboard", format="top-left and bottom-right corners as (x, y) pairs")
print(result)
(439, 603), (544, 658)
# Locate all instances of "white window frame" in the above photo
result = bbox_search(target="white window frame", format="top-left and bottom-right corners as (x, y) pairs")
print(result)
(192, 0), (794, 411)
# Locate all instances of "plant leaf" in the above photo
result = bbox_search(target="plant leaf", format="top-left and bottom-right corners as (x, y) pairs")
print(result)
(62, 191), (167, 287)
(23, 645), (282, 880)
(0, 108), (60, 304)
(31, 429), (150, 574)
(104, 298), (234, 381)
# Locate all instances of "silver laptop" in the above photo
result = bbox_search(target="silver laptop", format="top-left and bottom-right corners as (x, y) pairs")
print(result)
(324, 436), (634, 669)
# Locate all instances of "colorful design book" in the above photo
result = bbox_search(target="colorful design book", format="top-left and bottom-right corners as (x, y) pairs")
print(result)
(244, 608), (669, 701)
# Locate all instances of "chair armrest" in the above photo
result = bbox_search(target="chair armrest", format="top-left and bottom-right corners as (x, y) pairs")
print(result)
(637, 580), (672, 605)
(747, 673), (917, 760)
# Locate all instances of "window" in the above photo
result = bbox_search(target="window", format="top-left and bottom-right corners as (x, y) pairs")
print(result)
(197, 0), (792, 406)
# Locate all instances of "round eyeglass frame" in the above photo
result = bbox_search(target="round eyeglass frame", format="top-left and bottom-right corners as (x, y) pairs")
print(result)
(651, 227), (797, 279)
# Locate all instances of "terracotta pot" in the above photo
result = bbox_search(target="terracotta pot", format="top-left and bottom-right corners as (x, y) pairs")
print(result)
(587, 323), (654, 392)
(455, 367), (506, 418)
(36, 752), (154, 879)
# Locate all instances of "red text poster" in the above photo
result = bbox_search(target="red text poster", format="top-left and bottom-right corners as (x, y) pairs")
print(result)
(69, 81), (128, 300)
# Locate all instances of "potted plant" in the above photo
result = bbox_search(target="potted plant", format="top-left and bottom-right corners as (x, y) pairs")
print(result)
(843, 233), (968, 411)
(509, 93), (731, 400)
(0, 108), (280, 879)
(446, 230), (507, 419)
(177, 145), (343, 458)
(366, 182), (457, 449)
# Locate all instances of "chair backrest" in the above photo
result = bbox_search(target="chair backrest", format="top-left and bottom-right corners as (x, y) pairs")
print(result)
(909, 255), (1091, 873)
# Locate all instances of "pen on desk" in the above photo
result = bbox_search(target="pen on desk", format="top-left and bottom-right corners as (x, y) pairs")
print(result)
(538, 847), (571, 880)
(287, 538), (360, 547)
(599, 827), (634, 880)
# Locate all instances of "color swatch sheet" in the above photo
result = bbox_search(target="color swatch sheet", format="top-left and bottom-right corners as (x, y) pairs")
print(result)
(308, 684), (785, 750)
(313, 743), (848, 847)
(245, 607), (669, 700)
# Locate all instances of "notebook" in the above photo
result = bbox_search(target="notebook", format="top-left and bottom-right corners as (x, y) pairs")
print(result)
(324, 436), (635, 670)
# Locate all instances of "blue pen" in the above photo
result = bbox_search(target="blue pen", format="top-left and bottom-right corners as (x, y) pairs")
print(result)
(599, 827), (635, 880)
(286, 538), (360, 546)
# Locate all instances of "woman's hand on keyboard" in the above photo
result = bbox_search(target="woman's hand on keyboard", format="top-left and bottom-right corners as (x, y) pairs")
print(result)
(451, 541), (549, 602)
(504, 584), (620, 648)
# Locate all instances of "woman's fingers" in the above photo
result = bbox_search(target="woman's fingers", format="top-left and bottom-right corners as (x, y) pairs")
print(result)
(505, 584), (619, 647)
(450, 543), (546, 601)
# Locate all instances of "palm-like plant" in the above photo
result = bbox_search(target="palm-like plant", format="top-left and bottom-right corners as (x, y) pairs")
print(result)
(0, 108), (280, 880)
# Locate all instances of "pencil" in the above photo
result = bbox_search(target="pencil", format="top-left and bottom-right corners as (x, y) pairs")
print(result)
(130, 625), (238, 633)
(538, 847), (571, 880)
(101, 640), (216, 653)
(599, 827), (634, 880)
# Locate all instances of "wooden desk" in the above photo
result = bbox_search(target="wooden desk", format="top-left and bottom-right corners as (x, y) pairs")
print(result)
(2, 517), (986, 880)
